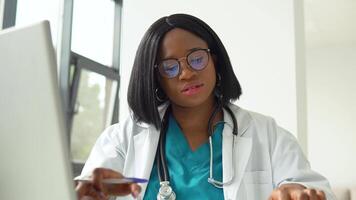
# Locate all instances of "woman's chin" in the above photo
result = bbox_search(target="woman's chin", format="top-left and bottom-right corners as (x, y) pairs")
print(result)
(172, 95), (215, 109)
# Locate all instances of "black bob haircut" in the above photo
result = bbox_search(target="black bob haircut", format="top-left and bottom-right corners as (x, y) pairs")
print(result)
(127, 13), (242, 130)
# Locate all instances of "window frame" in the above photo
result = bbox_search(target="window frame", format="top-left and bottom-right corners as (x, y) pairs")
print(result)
(1, 0), (17, 29)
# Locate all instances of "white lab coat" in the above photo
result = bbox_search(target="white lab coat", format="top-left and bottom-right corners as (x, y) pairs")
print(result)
(79, 104), (336, 200)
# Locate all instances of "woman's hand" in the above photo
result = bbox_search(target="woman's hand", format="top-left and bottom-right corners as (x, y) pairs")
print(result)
(269, 183), (326, 200)
(76, 168), (141, 200)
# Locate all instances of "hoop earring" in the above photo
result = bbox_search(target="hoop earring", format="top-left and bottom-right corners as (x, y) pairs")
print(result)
(216, 73), (221, 87)
(155, 88), (167, 102)
(214, 73), (223, 101)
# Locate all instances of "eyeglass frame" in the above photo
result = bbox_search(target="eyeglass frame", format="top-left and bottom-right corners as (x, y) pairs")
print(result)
(155, 48), (211, 79)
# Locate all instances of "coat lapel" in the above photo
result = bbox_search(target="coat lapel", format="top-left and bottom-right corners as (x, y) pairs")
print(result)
(223, 105), (253, 200)
(132, 104), (168, 196)
(133, 125), (160, 196)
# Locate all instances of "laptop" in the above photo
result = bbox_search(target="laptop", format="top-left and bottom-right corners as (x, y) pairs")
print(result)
(0, 21), (77, 200)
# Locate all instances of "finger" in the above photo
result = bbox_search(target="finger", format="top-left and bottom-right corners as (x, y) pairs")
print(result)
(100, 168), (124, 179)
(130, 183), (142, 198)
(76, 182), (99, 199)
(93, 168), (120, 194)
(93, 168), (125, 191)
(269, 189), (279, 200)
(306, 189), (318, 200)
(92, 168), (124, 179)
(92, 168), (138, 197)
(316, 190), (326, 200)
(106, 183), (130, 195)
(295, 190), (310, 200)
(268, 190), (275, 200)
(76, 182), (88, 198)
(92, 168), (105, 193)
(269, 188), (292, 200)
(85, 187), (107, 200)
(105, 182), (142, 197)
(278, 188), (292, 200)
(77, 182), (107, 200)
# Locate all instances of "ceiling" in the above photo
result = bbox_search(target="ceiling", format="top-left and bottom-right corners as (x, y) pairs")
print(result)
(304, 0), (356, 48)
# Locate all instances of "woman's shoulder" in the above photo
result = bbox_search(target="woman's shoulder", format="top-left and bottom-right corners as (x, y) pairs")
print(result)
(94, 117), (143, 147)
(104, 114), (150, 137)
(228, 103), (277, 127)
(229, 104), (297, 145)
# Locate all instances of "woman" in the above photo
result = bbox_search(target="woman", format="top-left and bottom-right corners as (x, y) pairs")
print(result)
(76, 14), (335, 200)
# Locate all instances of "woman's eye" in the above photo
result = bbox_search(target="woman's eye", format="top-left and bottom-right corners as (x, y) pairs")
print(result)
(165, 64), (178, 71)
(190, 56), (203, 64)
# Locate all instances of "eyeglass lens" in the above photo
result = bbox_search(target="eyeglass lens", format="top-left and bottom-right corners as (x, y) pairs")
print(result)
(159, 49), (209, 78)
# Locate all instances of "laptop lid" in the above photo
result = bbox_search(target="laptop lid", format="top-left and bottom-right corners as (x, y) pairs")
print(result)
(0, 21), (76, 200)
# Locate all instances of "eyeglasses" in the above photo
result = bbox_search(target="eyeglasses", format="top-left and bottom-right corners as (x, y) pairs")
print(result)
(156, 48), (210, 79)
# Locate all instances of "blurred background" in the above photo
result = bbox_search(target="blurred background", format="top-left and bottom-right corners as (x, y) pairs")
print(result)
(1, 0), (355, 191)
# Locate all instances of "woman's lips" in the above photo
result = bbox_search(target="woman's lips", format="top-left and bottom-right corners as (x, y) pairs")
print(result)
(181, 83), (204, 96)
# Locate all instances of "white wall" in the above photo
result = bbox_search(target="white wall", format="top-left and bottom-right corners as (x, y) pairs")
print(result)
(119, 0), (303, 139)
(306, 46), (356, 187)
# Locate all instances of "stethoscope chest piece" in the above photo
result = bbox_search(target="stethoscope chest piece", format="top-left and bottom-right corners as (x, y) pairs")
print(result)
(157, 181), (176, 200)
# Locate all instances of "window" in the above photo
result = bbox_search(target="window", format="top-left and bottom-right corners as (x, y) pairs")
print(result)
(71, 0), (114, 66)
(11, 0), (123, 173)
(69, 0), (118, 162)
(71, 69), (111, 161)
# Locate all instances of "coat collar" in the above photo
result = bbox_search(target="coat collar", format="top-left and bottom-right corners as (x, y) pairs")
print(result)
(134, 102), (252, 135)
(223, 103), (252, 137)
(132, 102), (169, 128)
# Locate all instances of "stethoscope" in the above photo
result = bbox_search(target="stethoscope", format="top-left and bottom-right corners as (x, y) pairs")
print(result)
(155, 100), (238, 200)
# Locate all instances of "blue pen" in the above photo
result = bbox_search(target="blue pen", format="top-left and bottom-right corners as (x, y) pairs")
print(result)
(76, 177), (148, 184)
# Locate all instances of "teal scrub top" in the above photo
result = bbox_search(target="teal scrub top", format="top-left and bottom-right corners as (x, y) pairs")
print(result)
(143, 114), (224, 199)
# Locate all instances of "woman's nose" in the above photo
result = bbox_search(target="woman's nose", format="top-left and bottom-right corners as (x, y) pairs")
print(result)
(178, 60), (197, 80)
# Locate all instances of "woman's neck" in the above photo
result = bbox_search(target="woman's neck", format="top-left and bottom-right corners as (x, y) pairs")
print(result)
(170, 95), (223, 139)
